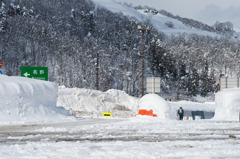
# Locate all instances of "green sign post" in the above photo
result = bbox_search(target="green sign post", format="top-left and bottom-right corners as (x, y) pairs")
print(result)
(21, 67), (48, 81)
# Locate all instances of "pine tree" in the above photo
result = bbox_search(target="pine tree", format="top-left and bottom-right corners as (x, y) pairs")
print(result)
(178, 62), (187, 95)
(8, 3), (15, 16)
(149, 39), (163, 76)
(187, 66), (199, 96)
(200, 61), (212, 96)
(0, 2), (6, 32)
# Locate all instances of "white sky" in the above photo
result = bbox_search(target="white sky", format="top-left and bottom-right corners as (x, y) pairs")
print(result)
(115, 0), (240, 28)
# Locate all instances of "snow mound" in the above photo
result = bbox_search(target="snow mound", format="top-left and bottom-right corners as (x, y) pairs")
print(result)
(57, 87), (139, 118)
(0, 75), (72, 124)
(138, 94), (172, 119)
(214, 88), (240, 121)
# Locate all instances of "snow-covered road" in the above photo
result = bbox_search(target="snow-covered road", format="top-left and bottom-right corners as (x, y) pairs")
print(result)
(1, 118), (240, 158)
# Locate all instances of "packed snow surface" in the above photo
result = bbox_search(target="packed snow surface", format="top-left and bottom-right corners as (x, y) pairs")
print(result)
(1, 118), (240, 158)
(0, 75), (72, 124)
(214, 88), (240, 121)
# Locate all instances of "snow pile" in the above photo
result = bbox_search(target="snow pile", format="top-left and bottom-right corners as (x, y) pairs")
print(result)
(57, 86), (139, 118)
(214, 88), (240, 121)
(138, 94), (172, 119)
(0, 75), (72, 124)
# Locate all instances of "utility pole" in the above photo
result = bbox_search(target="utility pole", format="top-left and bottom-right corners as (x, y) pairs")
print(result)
(138, 25), (152, 96)
(140, 29), (145, 97)
(96, 52), (99, 90)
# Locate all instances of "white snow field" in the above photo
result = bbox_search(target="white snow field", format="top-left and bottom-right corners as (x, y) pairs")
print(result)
(1, 75), (240, 158)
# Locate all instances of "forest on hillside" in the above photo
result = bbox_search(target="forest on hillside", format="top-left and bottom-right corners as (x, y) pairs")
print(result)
(0, 0), (240, 99)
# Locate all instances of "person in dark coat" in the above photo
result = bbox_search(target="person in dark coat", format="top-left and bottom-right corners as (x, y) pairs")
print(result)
(177, 107), (184, 120)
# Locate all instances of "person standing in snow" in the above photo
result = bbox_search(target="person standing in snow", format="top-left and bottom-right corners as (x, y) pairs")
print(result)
(177, 107), (184, 120)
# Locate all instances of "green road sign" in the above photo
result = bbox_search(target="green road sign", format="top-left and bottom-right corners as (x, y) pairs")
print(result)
(21, 67), (48, 81)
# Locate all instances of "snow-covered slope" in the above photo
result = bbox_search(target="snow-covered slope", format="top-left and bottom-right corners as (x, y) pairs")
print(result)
(92, 0), (218, 36)
(0, 75), (72, 124)
(137, 9), (217, 36)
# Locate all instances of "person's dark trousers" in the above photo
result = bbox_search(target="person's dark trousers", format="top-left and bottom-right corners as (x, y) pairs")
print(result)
(180, 115), (183, 120)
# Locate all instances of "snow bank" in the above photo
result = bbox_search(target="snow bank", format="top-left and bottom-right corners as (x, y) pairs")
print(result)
(0, 75), (72, 124)
(58, 86), (216, 120)
(57, 86), (139, 118)
(138, 94), (172, 119)
(214, 88), (240, 121)
(169, 101), (215, 112)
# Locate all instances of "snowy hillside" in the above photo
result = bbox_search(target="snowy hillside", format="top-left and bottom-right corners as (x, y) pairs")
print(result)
(2, 0), (239, 97)
(92, 0), (218, 36)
